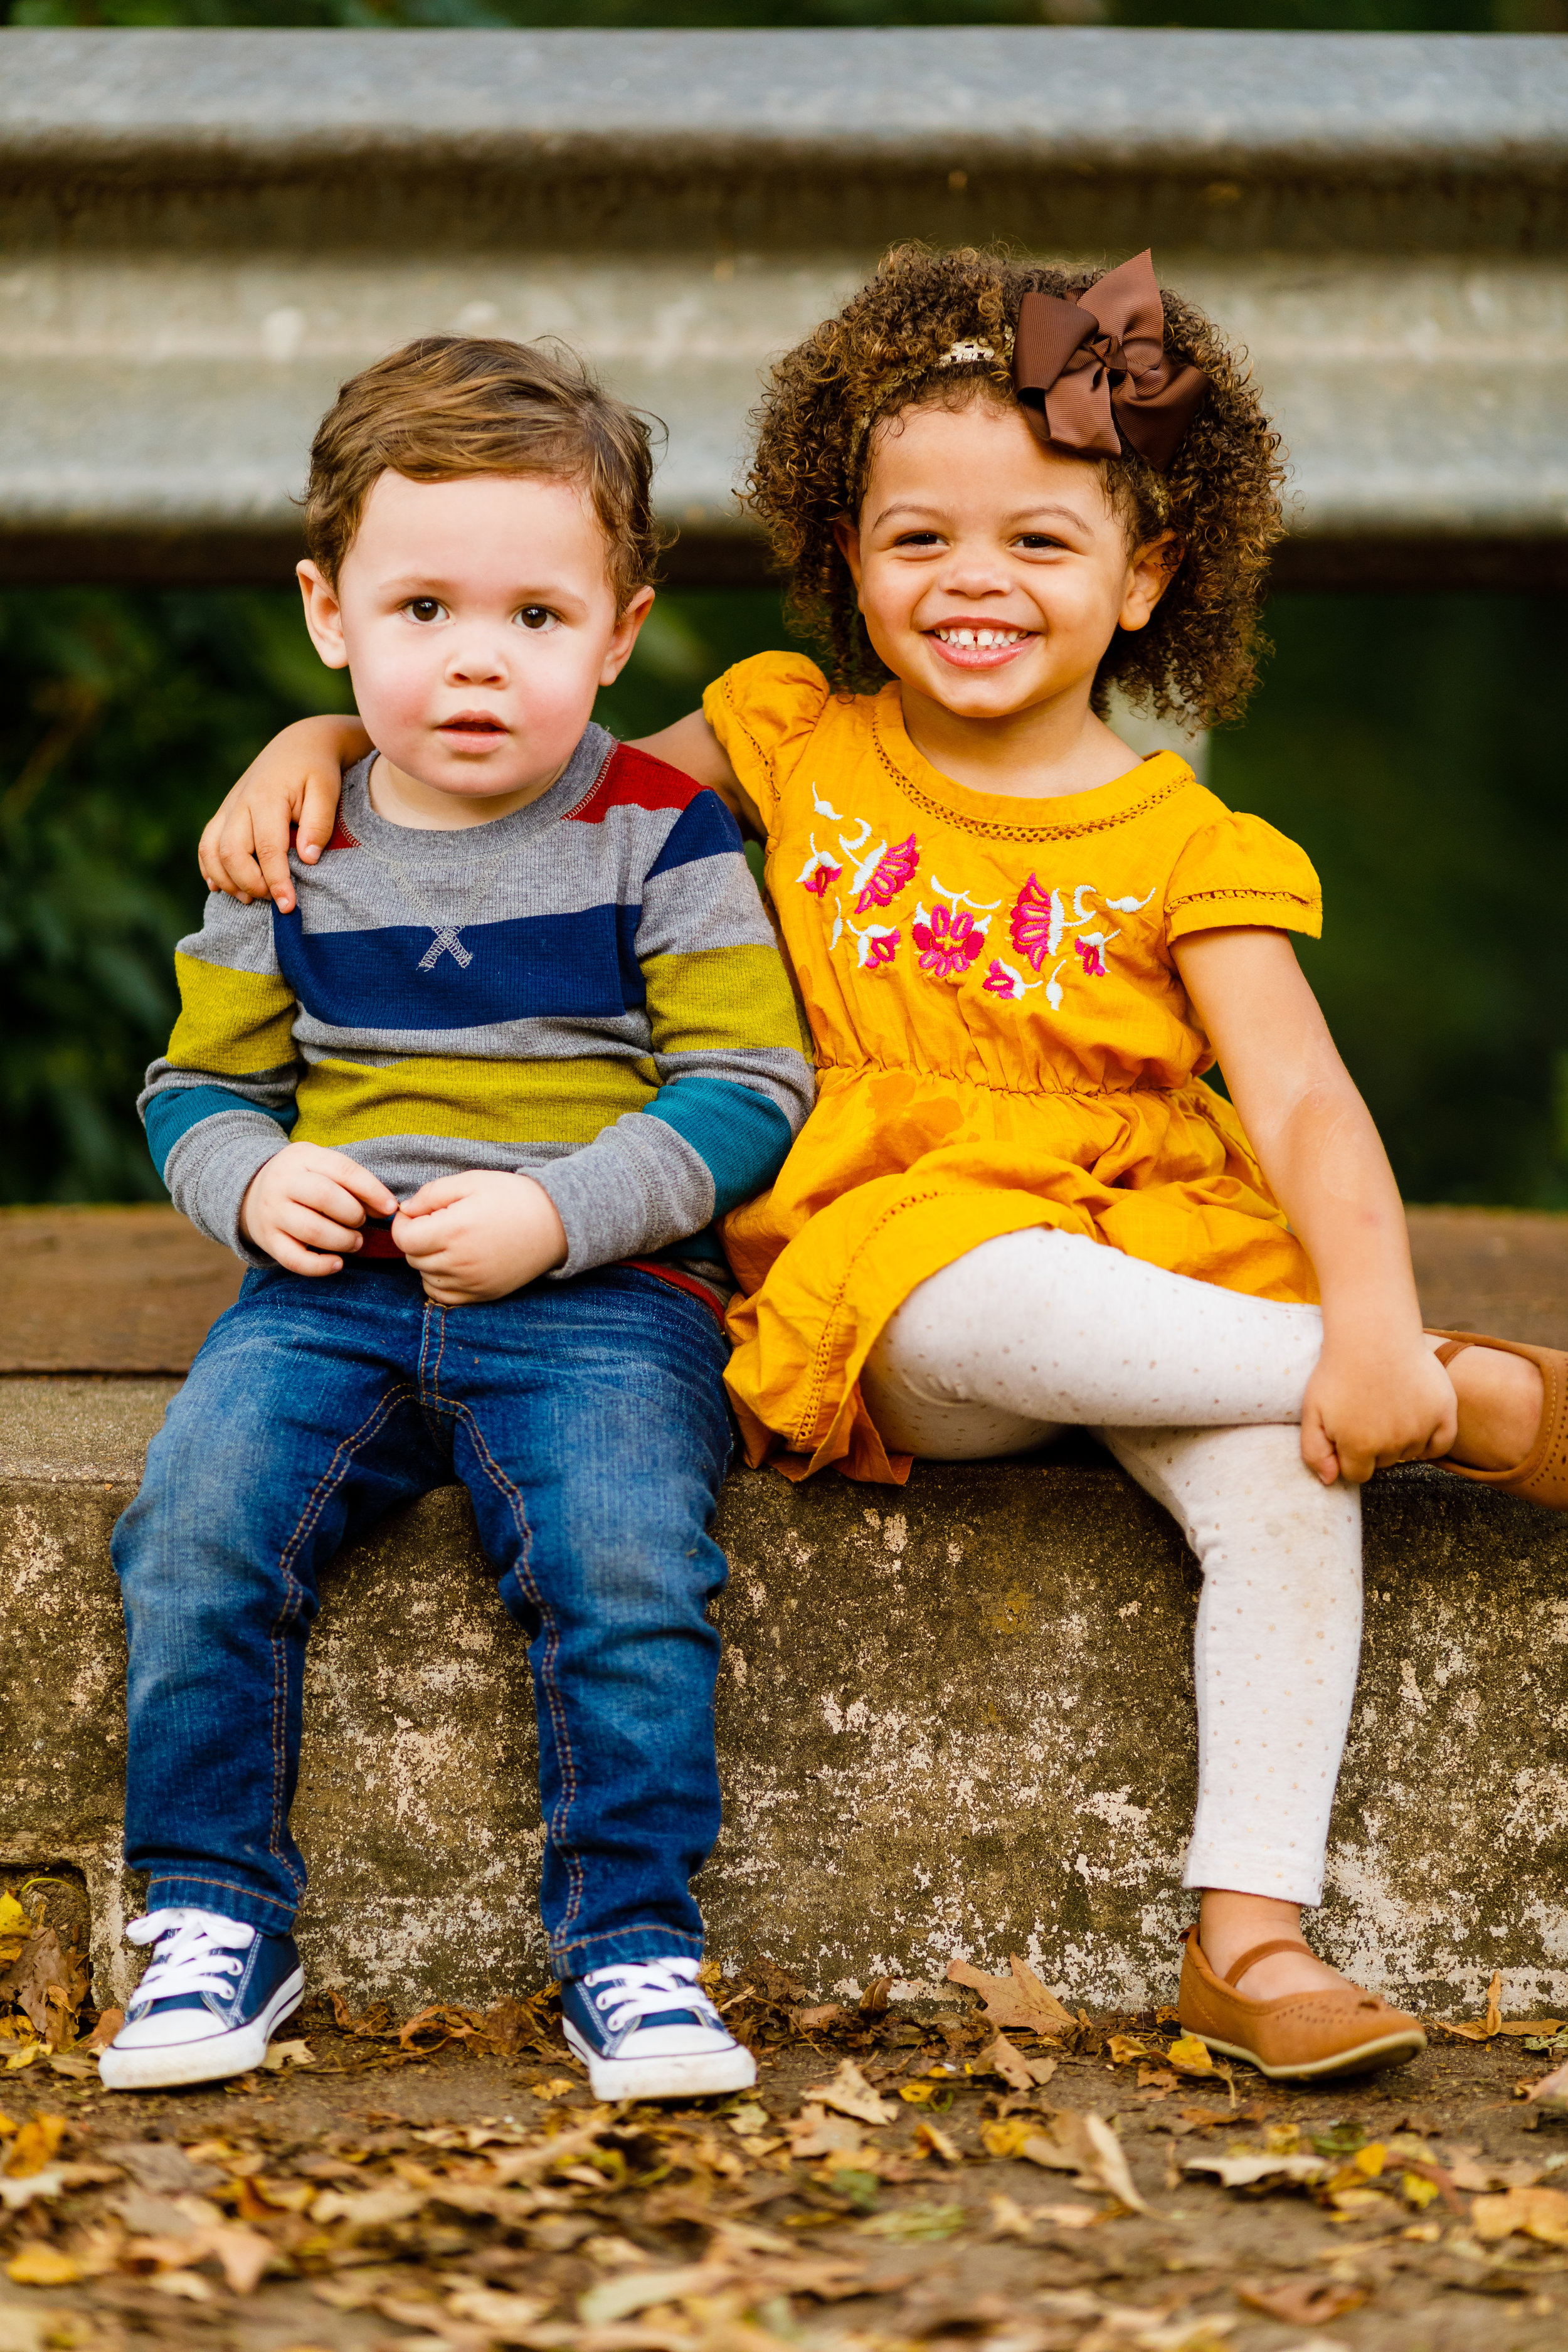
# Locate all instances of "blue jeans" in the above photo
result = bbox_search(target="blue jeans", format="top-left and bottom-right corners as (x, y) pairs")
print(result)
(112, 1261), (733, 1975)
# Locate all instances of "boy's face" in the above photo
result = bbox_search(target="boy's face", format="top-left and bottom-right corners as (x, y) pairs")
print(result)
(298, 470), (653, 825)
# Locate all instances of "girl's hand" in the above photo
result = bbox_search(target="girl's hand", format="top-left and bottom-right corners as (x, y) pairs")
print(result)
(1300, 1330), (1457, 1486)
(391, 1171), (568, 1307)
(199, 715), (371, 911)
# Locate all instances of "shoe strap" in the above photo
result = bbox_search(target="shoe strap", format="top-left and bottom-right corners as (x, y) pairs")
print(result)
(1222, 1937), (1313, 1988)
(1432, 1337), (1472, 1369)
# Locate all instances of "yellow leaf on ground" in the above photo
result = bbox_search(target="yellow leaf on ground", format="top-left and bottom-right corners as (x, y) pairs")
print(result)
(6, 2245), (81, 2286)
(980, 2117), (1036, 2159)
(1166, 2036), (1217, 2077)
(3, 2116), (66, 2181)
(1107, 2035), (1149, 2065)
(914, 2121), (962, 2164)
(0, 1897), (30, 1936)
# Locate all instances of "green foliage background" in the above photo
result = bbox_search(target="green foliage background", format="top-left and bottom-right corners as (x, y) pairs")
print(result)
(2, 0), (1564, 1203)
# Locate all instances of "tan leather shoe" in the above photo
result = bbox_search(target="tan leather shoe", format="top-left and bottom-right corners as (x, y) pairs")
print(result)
(1178, 1929), (1426, 2082)
(1428, 1331), (1568, 1509)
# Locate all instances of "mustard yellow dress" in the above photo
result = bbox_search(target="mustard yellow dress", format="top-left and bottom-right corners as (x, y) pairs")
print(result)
(704, 652), (1324, 1485)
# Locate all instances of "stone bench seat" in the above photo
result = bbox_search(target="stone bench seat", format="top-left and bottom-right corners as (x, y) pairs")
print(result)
(5, 1371), (1566, 2022)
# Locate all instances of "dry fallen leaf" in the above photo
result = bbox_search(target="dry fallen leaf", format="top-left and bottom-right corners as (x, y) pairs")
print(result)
(1237, 2279), (1367, 2324)
(1107, 2035), (1150, 2065)
(785, 2104), (867, 2161)
(1472, 2185), (1568, 2245)
(1019, 2109), (1150, 2215)
(444, 2287), (549, 2339)
(800, 2056), (894, 2127)
(982, 2031), (1037, 2092)
(3, 2114), (66, 2180)
(261, 2038), (314, 2073)
(578, 2260), (734, 2326)
(947, 1954), (1073, 2034)
(6, 2244), (82, 2287)
(1185, 2151), (1328, 2191)
(1165, 2035), (1218, 2077)
(914, 2121), (962, 2164)
(1523, 2061), (1568, 2109)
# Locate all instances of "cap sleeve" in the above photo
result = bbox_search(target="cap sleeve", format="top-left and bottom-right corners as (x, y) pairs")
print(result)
(702, 650), (831, 837)
(1165, 810), (1322, 945)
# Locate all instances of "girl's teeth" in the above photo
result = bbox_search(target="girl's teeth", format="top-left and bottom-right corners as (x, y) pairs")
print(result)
(940, 628), (1022, 649)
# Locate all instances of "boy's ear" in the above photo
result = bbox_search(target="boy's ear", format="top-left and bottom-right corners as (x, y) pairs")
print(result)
(297, 561), (350, 671)
(600, 584), (657, 689)
(1118, 532), (1182, 636)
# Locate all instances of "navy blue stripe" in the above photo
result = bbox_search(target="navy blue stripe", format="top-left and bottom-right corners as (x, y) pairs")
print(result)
(144, 1086), (295, 1180)
(647, 792), (742, 881)
(273, 903), (644, 1030)
(643, 1074), (796, 1217)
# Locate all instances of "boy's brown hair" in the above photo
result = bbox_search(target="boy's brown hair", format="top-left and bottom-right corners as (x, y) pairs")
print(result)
(745, 245), (1286, 731)
(303, 335), (662, 609)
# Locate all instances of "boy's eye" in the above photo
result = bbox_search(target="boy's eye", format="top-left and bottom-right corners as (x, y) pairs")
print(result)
(516, 606), (560, 632)
(405, 598), (445, 623)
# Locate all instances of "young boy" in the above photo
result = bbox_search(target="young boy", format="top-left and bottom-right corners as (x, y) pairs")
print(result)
(101, 336), (814, 2101)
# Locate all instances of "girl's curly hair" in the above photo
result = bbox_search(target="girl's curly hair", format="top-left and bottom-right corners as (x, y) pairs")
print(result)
(743, 245), (1286, 731)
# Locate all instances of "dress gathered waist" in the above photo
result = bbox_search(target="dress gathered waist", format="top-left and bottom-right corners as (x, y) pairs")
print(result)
(815, 1055), (1202, 1101)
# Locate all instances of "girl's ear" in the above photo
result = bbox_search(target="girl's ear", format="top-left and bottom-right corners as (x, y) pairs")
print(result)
(297, 561), (350, 671)
(1118, 532), (1182, 636)
(832, 515), (865, 594)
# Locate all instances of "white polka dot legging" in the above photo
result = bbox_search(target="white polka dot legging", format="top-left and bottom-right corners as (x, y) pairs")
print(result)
(860, 1227), (1362, 1907)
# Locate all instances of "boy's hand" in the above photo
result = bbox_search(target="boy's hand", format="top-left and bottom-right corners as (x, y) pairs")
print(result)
(1300, 1328), (1458, 1486)
(199, 716), (370, 913)
(239, 1143), (399, 1274)
(392, 1172), (568, 1307)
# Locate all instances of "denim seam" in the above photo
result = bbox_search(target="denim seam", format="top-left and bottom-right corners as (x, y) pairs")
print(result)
(270, 1382), (418, 1892)
(146, 1872), (295, 1922)
(551, 1923), (704, 1969)
(454, 1405), (586, 1947)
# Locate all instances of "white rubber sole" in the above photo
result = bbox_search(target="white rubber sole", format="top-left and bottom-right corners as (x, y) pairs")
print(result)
(563, 2018), (756, 2102)
(1190, 2025), (1427, 2082)
(98, 1968), (305, 2091)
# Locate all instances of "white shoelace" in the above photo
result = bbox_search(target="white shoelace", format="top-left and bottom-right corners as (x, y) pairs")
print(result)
(581, 1958), (722, 2036)
(127, 1909), (256, 2010)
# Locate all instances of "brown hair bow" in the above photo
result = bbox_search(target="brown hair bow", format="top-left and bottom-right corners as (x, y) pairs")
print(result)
(1012, 251), (1207, 473)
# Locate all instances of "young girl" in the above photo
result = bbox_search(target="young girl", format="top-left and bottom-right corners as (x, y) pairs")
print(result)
(200, 250), (1567, 2079)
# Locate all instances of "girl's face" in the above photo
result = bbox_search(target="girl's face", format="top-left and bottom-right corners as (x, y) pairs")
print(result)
(835, 398), (1175, 726)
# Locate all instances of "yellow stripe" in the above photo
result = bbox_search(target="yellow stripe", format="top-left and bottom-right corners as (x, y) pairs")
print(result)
(167, 955), (297, 1076)
(293, 1055), (656, 1148)
(644, 945), (809, 1057)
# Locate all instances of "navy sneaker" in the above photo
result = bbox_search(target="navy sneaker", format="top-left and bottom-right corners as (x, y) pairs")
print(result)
(98, 1909), (304, 2092)
(560, 1957), (756, 2100)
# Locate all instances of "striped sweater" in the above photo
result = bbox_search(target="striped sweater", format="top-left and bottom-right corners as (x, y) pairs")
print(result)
(140, 729), (814, 1299)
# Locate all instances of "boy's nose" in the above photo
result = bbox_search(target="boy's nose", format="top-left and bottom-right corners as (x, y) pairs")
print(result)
(446, 638), (509, 685)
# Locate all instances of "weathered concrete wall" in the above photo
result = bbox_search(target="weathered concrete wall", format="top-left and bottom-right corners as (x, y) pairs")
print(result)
(4, 1375), (1565, 2021)
(2, 29), (1567, 588)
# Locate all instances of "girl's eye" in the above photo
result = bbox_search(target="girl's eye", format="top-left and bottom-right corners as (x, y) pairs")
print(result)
(517, 606), (560, 632)
(893, 531), (943, 549)
(405, 598), (445, 623)
(1016, 534), (1065, 553)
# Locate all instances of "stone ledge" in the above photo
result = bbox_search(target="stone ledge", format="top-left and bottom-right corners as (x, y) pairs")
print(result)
(4, 1376), (1566, 2021)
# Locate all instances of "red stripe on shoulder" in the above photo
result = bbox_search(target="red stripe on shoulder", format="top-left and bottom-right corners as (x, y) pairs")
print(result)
(288, 815), (361, 852)
(564, 743), (704, 824)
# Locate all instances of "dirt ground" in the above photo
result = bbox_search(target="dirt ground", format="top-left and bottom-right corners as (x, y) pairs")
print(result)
(3, 1969), (1568, 2352)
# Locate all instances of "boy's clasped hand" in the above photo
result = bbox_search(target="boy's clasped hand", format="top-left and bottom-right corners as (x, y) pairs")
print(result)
(239, 1144), (567, 1304)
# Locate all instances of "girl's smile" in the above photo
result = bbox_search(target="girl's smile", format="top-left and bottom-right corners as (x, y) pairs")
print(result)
(834, 399), (1177, 800)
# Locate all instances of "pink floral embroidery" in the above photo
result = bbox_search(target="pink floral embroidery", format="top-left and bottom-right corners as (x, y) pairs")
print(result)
(912, 904), (987, 981)
(855, 834), (919, 913)
(858, 926), (899, 970)
(984, 958), (1025, 999)
(1075, 935), (1108, 978)
(797, 848), (842, 897)
(1009, 873), (1064, 971)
